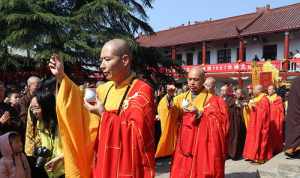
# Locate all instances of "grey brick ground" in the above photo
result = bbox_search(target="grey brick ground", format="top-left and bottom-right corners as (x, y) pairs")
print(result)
(155, 153), (300, 178)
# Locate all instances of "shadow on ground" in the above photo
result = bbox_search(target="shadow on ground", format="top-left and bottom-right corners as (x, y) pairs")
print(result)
(225, 172), (259, 178)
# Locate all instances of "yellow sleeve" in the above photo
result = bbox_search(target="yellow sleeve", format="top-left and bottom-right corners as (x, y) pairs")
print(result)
(242, 105), (250, 128)
(155, 94), (182, 158)
(56, 75), (99, 178)
(25, 110), (39, 156)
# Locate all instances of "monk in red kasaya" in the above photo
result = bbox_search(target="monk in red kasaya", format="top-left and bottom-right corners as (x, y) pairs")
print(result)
(243, 85), (273, 164)
(49, 39), (155, 178)
(267, 85), (284, 155)
(159, 67), (228, 178)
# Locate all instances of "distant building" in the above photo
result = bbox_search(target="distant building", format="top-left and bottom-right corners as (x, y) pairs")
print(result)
(137, 3), (300, 86)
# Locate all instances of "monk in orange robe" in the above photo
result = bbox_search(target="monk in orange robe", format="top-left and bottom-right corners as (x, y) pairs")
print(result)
(243, 85), (273, 163)
(155, 83), (179, 158)
(267, 85), (284, 154)
(160, 67), (228, 178)
(49, 39), (155, 178)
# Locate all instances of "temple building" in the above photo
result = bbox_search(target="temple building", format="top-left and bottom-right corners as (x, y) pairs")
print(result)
(137, 3), (300, 87)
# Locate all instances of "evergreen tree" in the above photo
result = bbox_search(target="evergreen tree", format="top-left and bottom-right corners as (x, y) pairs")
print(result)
(0, 0), (182, 86)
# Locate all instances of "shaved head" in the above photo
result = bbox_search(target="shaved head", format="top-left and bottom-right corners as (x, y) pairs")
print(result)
(27, 76), (40, 95)
(100, 39), (133, 85)
(188, 67), (205, 80)
(187, 67), (205, 94)
(27, 76), (40, 86)
(220, 85), (228, 97)
(253, 84), (264, 96)
(204, 77), (216, 93)
(102, 39), (132, 59)
(267, 85), (276, 96)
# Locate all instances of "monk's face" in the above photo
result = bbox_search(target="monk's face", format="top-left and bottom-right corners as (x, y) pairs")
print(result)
(235, 89), (243, 99)
(28, 79), (40, 95)
(203, 79), (215, 92)
(187, 70), (204, 94)
(220, 86), (228, 97)
(100, 45), (127, 82)
(267, 86), (275, 95)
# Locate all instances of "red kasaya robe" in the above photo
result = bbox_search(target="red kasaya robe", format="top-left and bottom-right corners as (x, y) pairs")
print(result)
(56, 75), (155, 178)
(170, 92), (229, 178)
(93, 80), (156, 178)
(243, 94), (273, 162)
(268, 94), (284, 154)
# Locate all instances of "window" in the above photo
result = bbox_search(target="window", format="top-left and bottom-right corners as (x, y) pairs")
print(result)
(217, 49), (231, 63)
(186, 53), (194, 65)
(236, 48), (246, 61)
(198, 51), (211, 64)
(263, 45), (277, 60)
(176, 54), (182, 61)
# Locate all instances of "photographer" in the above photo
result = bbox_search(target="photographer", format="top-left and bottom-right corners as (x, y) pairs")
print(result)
(25, 90), (64, 178)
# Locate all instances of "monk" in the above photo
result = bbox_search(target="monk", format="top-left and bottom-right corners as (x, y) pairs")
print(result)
(49, 39), (155, 178)
(267, 85), (284, 155)
(243, 85), (272, 164)
(243, 85), (254, 128)
(203, 77), (216, 94)
(227, 88), (246, 160)
(160, 67), (228, 178)
(285, 77), (300, 157)
(155, 83), (179, 158)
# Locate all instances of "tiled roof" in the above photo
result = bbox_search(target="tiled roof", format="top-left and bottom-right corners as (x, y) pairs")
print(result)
(241, 3), (300, 35)
(137, 3), (300, 47)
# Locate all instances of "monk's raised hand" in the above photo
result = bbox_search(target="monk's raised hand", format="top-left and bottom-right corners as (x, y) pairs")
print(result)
(49, 54), (65, 82)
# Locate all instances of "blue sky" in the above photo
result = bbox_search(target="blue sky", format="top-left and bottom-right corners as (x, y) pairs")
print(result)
(146, 0), (300, 31)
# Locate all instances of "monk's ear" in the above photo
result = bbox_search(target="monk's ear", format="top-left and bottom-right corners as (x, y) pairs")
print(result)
(121, 54), (130, 67)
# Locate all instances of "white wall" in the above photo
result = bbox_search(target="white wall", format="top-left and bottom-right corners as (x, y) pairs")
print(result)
(290, 31), (300, 54)
(176, 31), (300, 65)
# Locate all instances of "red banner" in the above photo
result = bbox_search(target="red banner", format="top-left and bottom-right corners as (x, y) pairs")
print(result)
(182, 59), (300, 73)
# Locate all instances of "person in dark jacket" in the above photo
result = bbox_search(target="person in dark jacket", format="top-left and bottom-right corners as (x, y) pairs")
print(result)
(0, 82), (23, 136)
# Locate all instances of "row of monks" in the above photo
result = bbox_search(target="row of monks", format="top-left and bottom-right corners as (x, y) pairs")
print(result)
(156, 73), (286, 177)
(50, 39), (300, 178)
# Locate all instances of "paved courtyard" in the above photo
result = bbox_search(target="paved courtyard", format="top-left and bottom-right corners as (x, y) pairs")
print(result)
(155, 153), (300, 178)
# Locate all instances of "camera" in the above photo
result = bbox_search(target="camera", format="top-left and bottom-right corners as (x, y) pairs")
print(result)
(33, 146), (52, 168)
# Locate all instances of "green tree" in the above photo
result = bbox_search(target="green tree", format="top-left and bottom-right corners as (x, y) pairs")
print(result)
(0, 0), (183, 86)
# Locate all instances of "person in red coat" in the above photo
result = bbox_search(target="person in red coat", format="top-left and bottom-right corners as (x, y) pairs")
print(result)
(267, 85), (284, 155)
(243, 85), (273, 164)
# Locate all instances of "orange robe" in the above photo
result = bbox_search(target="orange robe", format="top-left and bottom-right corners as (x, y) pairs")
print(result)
(268, 94), (284, 154)
(242, 105), (251, 128)
(56, 74), (155, 178)
(243, 94), (273, 162)
(169, 90), (228, 178)
(155, 95), (180, 158)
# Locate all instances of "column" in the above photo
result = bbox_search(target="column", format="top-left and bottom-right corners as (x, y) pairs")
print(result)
(284, 31), (289, 59)
(171, 46), (176, 60)
(239, 38), (245, 61)
(202, 41), (206, 65)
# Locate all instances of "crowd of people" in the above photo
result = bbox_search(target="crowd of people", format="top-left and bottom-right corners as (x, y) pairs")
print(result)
(0, 38), (299, 178)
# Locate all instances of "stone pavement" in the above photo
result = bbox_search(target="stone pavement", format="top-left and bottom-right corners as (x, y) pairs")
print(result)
(155, 153), (300, 178)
